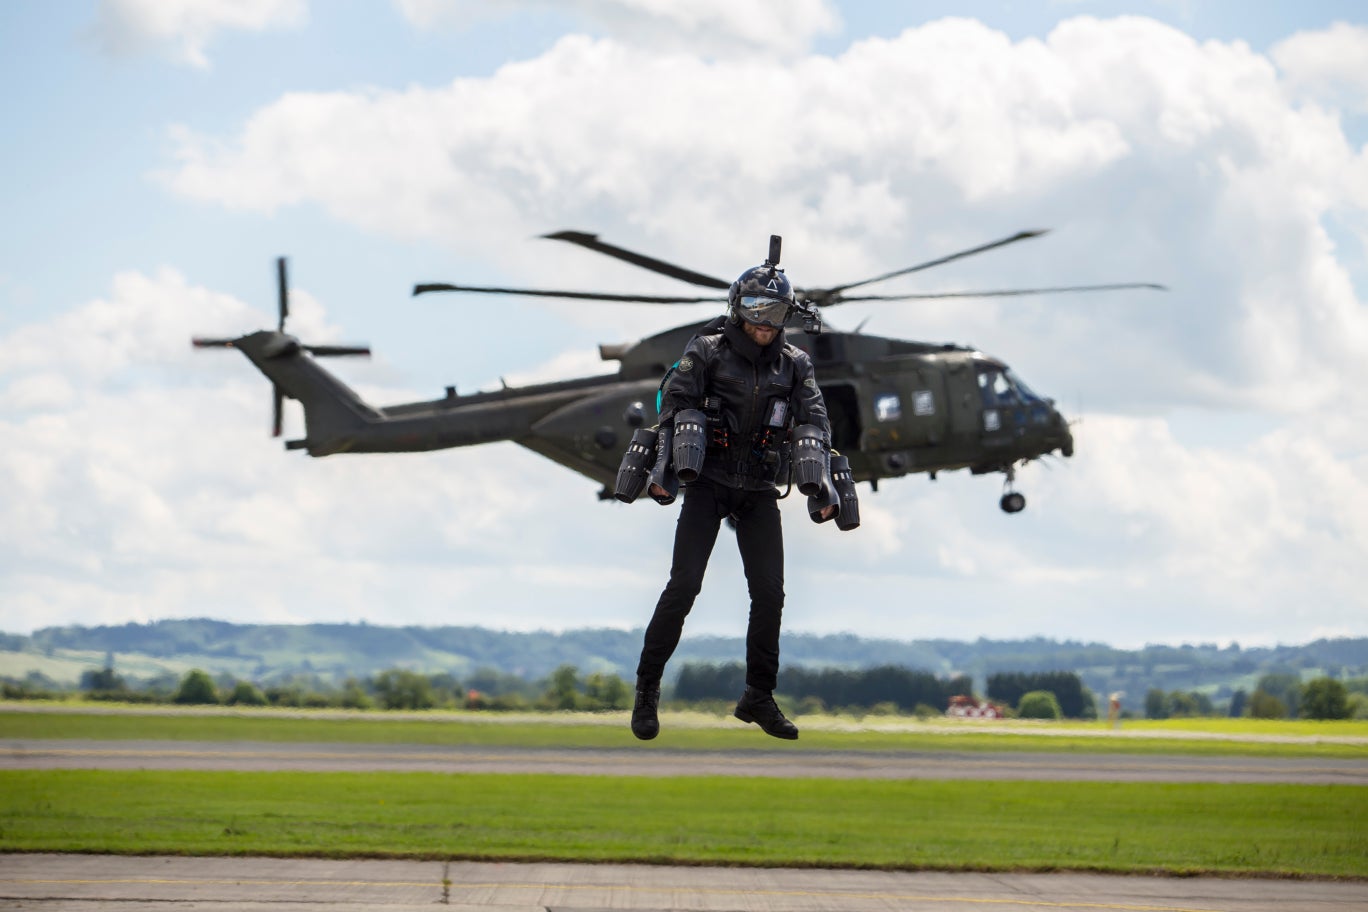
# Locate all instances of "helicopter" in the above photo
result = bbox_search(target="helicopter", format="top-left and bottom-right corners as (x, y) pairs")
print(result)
(193, 230), (1162, 512)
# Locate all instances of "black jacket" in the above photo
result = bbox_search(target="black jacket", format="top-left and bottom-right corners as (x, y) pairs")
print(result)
(659, 317), (831, 491)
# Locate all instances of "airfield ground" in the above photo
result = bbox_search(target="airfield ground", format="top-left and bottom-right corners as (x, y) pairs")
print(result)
(4, 853), (1367, 912)
(1, 704), (1365, 910)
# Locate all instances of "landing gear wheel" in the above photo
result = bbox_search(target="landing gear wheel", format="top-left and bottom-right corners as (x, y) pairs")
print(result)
(1000, 491), (1026, 513)
(999, 465), (1026, 514)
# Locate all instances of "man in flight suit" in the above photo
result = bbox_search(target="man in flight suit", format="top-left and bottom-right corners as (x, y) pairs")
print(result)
(631, 257), (834, 741)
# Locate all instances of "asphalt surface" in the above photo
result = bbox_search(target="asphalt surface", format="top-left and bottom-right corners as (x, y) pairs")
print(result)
(3, 854), (1367, 912)
(4, 738), (1367, 783)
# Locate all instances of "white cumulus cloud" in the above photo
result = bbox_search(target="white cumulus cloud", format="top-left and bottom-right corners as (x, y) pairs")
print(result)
(394, 0), (841, 55)
(1272, 21), (1368, 114)
(159, 17), (1368, 414)
(92, 0), (307, 68)
(11, 13), (1367, 647)
(0, 268), (678, 635)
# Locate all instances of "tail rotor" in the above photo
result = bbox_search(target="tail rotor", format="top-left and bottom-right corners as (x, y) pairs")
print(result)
(192, 256), (371, 437)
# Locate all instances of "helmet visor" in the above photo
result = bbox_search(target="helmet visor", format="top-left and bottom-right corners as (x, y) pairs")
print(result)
(737, 295), (791, 327)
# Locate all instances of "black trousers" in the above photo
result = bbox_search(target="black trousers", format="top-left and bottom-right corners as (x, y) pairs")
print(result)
(636, 480), (785, 693)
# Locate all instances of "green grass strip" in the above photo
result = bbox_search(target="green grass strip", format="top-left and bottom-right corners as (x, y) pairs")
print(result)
(2, 770), (1364, 878)
(4, 708), (1366, 757)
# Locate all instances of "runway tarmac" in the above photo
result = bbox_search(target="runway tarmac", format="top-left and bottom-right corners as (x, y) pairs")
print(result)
(2, 854), (1364, 912)
(4, 738), (1367, 783)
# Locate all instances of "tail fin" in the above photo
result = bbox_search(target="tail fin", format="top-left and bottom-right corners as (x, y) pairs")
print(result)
(192, 258), (375, 451)
(228, 331), (381, 453)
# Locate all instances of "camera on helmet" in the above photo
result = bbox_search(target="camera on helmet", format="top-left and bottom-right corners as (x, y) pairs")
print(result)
(671, 409), (707, 483)
(791, 424), (829, 497)
(613, 427), (659, 504)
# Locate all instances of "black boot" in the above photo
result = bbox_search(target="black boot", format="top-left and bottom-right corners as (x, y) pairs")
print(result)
(734, 686), (798, 740)
(631, 681), (660, 741)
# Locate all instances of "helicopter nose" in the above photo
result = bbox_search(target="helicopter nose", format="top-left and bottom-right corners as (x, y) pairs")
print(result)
(1056, 409), (1074, 458)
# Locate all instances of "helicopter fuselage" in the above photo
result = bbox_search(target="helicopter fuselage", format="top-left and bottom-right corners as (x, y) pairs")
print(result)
(198, 223), (1146, 513)
(221, 320), (1071, 511)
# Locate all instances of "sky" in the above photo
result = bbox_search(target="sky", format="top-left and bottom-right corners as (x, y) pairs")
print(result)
(2, 0), (1367, 650)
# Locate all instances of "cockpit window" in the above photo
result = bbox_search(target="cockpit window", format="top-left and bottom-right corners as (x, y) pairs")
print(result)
(1006, 369), (1042, 403)
(977, 367), (1041, 407)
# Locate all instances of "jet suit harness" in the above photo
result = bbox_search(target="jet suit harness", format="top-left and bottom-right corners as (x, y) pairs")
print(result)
(661, 316), (830, 492)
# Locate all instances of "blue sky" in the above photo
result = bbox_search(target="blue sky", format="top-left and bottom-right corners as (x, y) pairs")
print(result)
(2, 1), (1367, 652)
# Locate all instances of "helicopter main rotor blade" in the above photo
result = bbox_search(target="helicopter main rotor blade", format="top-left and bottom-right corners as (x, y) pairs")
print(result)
(833, 282), (1168, 304)
(303, 344), (372, 357)
(192, 337), (240, 348)
(276, 257), (289, 332)
(818, 230), (1049, 297)
(542, 230), (732, 290)
(272, 384), (284, 438)
(413, 283), (725, 304)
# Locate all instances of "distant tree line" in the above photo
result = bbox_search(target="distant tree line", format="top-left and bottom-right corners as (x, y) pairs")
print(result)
(10, 620), (1367, 711)
(2, 661), (632, 713)
(1239, 672), (1360, 720)
(5, 657), (1366, 721)
(675, 662), (974, 713)
(986, 671), (1092, 718)
(1144, 688), (1215, 719)
(1144, 672), (1362, 720)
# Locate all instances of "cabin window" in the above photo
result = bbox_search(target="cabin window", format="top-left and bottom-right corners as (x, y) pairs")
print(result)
(913, 389), (935, 416)
(875, 393), (901, 422)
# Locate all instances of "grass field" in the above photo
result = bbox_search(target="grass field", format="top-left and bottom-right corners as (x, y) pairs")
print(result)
(3, 703), (1366, 757)
(4, 704), (1365, 878)
(3, 770), (1365, 878)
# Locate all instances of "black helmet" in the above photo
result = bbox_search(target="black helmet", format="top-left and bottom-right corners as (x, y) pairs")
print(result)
(727, 265), (794, 328)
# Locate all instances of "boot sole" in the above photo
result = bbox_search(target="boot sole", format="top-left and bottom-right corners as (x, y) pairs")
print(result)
(733, 708), (799, 740)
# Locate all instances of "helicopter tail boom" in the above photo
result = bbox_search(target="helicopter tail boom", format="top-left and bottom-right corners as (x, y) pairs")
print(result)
(205, 329), (662, 471)
(217, 330), (382, 453)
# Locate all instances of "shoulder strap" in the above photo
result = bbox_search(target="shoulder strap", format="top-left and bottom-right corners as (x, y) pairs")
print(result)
(656, 361), (680, 414)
